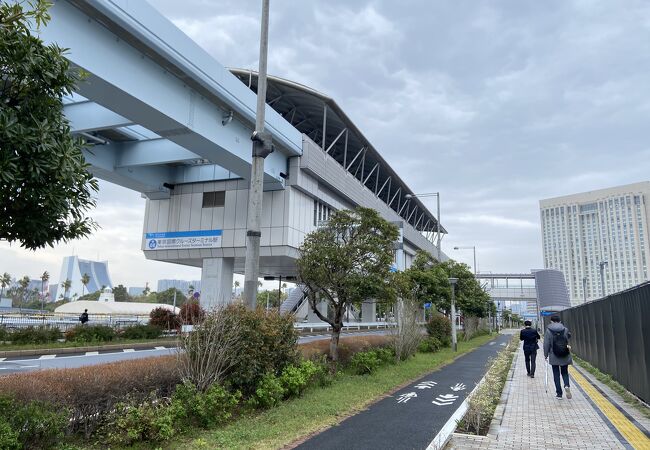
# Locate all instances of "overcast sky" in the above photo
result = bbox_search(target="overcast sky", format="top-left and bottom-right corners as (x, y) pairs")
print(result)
(2, 0), (650, 288)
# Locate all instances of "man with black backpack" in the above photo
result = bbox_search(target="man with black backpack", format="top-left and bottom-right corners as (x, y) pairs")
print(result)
(544, 315), (573, 400)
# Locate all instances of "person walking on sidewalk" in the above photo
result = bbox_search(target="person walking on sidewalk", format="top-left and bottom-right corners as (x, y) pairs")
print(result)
(520, 320), (540, 378)
(544, 315), (573, 400)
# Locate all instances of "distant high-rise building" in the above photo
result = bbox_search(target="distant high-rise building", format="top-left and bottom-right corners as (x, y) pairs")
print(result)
(540, 182), (650, 305)
(128, 287), (146, 297)
(157, 279), (201, 294)
(53, 256), (113, 301)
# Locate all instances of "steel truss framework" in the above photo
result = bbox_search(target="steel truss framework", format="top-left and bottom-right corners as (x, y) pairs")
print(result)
(230, 69), (446, 239)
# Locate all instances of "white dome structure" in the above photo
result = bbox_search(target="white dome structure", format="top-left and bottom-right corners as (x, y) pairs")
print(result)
(54, 300), (179, 315)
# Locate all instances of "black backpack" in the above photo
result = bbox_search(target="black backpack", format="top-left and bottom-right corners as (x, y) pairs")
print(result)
(552, 329), (570, 357)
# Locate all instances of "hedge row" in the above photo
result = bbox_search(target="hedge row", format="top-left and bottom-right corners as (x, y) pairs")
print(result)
(0, 323), (164, 345)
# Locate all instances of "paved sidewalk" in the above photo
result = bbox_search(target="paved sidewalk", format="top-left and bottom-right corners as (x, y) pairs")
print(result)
(490, 346), (627, 449)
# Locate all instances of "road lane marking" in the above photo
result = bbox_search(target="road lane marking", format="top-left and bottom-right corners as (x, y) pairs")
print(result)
(85, 351), (99, 356)
(415, 381), (437, 389)
(123, 349), (135, 352)
(396, 392), (417, 403)
(39, 354), (56, 360)
(0, 358), (5, 362)
(154, 346), (166, 350)
(571, 367), (650, 449)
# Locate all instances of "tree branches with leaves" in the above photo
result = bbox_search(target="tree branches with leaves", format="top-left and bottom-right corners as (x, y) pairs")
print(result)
(0, 0), (98, 249)
(297, 207), (398, 361)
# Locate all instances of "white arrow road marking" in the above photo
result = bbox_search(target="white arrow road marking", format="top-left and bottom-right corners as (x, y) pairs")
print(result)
(450, 383), (466, 392)
(85, 351), (99, 356)
(397, 392), (417, 403)
(39, 354), (56, 360)
(500, 342), (507, 346)
(489, 342), (495, 345)
(432, 393), (459, 405)
(0, 358), (5, 362)
(415, 381), (437, 389)
(123, 349), (135, 353)
(154, 346), (166, 350)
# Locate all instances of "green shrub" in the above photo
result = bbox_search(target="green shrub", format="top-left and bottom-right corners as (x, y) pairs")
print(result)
(9, 326), (61, 344)
(426, 314), (451, 346)
(279, 360), (319, 398)
(349, 350), (381, 375)
(224, 305), (300, 396)
(418, 336), (442, 353)
(103, 397), (180, 446)
(307, 356), (336, 387)
(65, 324), (115, 343)
(120, 324), (162, 340)
(171, 381), (240, 429)
(0, 396), (67, 449)
(0, 326), (8, 344)
(248, 373), (285, 409)
(374, 347), (396, 364)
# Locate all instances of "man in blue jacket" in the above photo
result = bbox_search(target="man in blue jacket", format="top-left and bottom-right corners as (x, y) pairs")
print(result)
(520, 320), (540, 378)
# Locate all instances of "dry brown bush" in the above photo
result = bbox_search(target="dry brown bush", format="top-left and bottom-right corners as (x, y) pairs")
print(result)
(300, 334), (391, 362)
(0, 355), (180, 435)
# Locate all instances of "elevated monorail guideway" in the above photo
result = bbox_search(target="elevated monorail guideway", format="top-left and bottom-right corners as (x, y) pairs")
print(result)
(41, 0), (447, 313)
(42, 0), (302, 198)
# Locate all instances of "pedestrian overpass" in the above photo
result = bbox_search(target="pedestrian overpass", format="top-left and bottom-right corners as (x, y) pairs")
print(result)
(476, 270), (572, 325)
(41, 0), (447, 312)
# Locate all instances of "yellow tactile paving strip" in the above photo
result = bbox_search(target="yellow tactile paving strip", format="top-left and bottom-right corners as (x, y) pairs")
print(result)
(571, 366), (650, 450)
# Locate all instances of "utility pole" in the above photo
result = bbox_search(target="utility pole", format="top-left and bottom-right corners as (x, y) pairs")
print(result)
(449, 277), (458, 352)
(598, 261), (608, 298)
(243, 0), (273, 309)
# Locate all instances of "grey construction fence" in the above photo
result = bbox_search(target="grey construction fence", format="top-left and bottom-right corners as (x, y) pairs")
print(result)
(560, 281), (650, 403)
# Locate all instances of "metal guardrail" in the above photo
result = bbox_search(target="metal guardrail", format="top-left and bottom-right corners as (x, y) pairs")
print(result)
(0, 312), (150, 331)
(294, 321), (399, 333)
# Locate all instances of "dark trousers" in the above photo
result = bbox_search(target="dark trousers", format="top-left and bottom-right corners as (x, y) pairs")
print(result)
(552, 365), (570, 397)
(524, 349), (537, 376)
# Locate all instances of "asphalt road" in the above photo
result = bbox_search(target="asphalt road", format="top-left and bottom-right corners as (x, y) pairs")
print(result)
(0, 329), (389, 375)
(295, 333), (512, 450)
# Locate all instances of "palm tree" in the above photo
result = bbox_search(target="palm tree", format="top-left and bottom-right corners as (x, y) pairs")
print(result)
(62, 278), (72, 301)
(18, 276), (30, 312)
(0, 272), (11, 301)
(81, 273), (90, 296)
(40, 271), (49, 311)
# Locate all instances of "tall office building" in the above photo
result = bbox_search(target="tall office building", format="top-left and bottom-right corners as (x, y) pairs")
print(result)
(157, 279), (201, 294)
(540, 182), (650, 305)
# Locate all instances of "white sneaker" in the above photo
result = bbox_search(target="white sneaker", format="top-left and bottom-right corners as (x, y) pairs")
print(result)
(555, 395), (563, 400)
(565, 386), (572, 399)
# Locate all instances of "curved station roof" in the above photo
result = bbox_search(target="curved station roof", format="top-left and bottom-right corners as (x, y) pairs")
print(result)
(230, 69), (446, 236)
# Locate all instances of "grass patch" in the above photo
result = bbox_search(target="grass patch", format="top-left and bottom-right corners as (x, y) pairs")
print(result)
(0, 336), (177, 352)
(574, 356), (650, 420)
(164, 333), (497, 450)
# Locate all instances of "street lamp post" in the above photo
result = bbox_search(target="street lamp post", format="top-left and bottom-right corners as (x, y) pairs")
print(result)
(453, 246), (476, 276)
(449, 277), (458, 352)
(243, 0), (273, 309)
(404, 193), (442, 261)
(598, 261), (608, 298)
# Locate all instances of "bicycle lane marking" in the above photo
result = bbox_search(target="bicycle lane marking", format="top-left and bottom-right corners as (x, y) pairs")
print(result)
(294, 333), (511, 450)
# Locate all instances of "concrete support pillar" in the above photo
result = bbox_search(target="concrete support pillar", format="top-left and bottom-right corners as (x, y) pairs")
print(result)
(200, 257), (234, 310)
(361, 299), (376, 323)
(308, 299), (328, 323)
